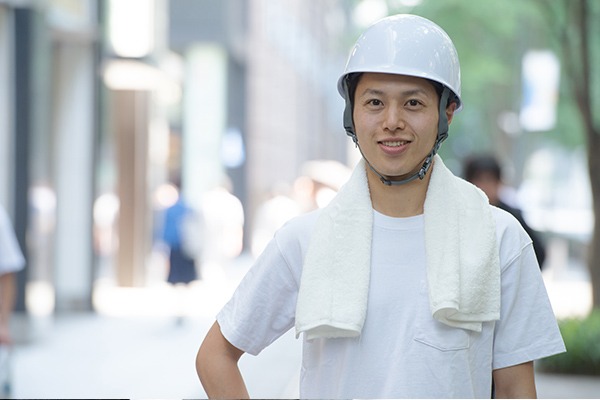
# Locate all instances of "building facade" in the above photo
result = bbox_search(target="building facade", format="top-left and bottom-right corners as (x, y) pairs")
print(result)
(1, 0), (353, 318)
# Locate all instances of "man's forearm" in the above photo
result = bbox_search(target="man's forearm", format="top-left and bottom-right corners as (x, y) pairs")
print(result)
(493, 361), (537, 399)
(197, 352), (249, 399)
(196, 321), (249, 399)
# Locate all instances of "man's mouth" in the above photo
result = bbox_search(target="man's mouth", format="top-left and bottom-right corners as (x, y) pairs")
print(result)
(380, 140), (409, 147)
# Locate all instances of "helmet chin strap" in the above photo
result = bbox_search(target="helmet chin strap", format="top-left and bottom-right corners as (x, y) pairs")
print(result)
(343, 78), (451, 186)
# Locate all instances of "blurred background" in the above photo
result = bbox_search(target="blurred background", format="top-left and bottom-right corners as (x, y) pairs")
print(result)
(0, 0), (598, 398)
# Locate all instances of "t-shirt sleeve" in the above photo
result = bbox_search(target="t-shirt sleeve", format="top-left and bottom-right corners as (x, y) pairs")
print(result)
(216, 232), (300, 356)
(492, 226), (566, 370)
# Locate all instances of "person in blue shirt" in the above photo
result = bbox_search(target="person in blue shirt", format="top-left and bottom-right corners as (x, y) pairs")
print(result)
(162, 180), (199, 286)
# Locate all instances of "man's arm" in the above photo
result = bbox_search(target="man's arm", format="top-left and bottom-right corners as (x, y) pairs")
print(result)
(493, 361), (536, 399)
(0, 272), (16, 345)
(196, 321), (249, 399)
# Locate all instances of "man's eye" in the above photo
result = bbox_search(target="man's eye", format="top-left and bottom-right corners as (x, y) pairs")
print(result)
(407, 100), (421, 107)
(369, 99), (383, 106)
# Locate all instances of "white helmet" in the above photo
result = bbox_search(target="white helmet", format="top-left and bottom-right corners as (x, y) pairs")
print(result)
(338, 14), (462, 112)
(339, 15), (462, 186)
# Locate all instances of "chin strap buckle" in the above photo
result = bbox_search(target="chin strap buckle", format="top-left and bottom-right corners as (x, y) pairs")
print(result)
(418, 155), (434, 180)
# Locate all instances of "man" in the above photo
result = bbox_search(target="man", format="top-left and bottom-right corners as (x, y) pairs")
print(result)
(465, 155), (547, 269)
(196, 15), (565, 398)
(0, 204), (25, 346)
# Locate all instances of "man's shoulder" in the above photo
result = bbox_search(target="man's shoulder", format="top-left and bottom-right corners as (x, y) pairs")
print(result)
(267, 209), (322, 269)
(490, 205), (528, 237)
(490, 205), (534, 269)
(276, 209), (321, 243)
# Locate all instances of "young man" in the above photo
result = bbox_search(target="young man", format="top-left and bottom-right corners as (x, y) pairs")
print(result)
(196, 15), (565, 399)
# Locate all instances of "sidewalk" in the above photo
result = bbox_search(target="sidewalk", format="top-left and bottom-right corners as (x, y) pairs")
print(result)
(12, 313), (302, 399)
(11, 254), (302, 399)
(535, 372), (600, 399)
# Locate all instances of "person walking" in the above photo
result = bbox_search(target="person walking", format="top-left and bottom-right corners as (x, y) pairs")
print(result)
(196, 14), (565, 399)
(162, 181), (201, 287)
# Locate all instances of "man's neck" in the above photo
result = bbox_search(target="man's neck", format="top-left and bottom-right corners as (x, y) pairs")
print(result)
(366, 162), (433, 218)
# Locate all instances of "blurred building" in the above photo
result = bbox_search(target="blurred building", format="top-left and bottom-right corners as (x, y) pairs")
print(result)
(1, 0), (100, 316)
(243, 0), (350, 226)
(168, 0), (350, 248)
(0, 0), (352, 319)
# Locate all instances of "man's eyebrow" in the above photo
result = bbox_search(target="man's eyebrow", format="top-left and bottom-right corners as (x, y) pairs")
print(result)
(359, 87), (432, 98)
(359, 88), (385, 97)
(401, 88), (432, 98)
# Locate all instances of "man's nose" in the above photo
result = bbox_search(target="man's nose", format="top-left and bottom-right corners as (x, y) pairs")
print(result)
(382, 106), (405, 131)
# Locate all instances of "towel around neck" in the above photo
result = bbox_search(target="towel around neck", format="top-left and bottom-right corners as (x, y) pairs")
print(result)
(295, 155), (500, 340)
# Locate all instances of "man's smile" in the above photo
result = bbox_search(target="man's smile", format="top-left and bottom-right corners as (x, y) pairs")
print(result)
(379, 140), (410, 147)
(378, 139), (411, 156)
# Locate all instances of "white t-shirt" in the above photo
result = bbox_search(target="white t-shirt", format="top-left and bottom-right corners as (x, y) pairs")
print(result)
(0, 205), (25, 276)
(217, 206), (565, 399)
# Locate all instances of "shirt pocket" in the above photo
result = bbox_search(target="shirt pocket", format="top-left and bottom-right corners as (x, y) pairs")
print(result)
(413, 280), (471, 351)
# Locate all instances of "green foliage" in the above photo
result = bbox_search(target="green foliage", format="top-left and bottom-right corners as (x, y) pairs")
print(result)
(537, 309), (600, 376)
(548, 87), (585, 149)
(386, 0), (554, 158)
(537, 0), (599, 147)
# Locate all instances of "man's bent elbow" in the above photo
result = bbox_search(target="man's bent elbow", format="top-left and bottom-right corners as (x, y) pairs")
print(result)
(196, 321), (249, 398)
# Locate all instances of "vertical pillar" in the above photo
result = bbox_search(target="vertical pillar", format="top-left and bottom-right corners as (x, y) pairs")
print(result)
(13, 8), (33, 312)
(0, 6), (13, 210)
(52, 42), (95, 311)
(182, 44), (227, 205)
(115, 90), (150, 287)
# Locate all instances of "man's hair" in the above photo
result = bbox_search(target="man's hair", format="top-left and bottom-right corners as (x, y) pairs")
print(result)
(464, 155), (502, 183)
(346, 72), (363, 113)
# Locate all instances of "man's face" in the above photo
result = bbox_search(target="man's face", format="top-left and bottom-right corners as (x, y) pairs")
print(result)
(353, 73), (454, 181)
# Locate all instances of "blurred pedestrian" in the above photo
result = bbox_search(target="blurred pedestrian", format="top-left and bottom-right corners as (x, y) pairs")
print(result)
(162, 180), (202, 287)
(251, 183), (300, 258)
(0, 204), (25, 346)
(196, 14), (565, 399)
(200, 181), (244, 266)
(464, 154), (547, 269)
(300, 159), (352, 209)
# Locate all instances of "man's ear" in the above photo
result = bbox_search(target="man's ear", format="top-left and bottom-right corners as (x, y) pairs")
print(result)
(446, 102), (457, 125)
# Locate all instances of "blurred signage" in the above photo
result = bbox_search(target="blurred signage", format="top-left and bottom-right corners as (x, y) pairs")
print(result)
(221, 127), (246, 169)
(519, 50), (560, 132)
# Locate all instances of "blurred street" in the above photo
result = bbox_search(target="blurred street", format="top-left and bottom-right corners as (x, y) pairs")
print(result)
(12, 315), (302, 399)
(11, 253), (303, 399)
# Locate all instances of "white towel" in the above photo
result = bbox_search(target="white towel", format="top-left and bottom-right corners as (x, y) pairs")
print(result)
(295, 155), (500, 340)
